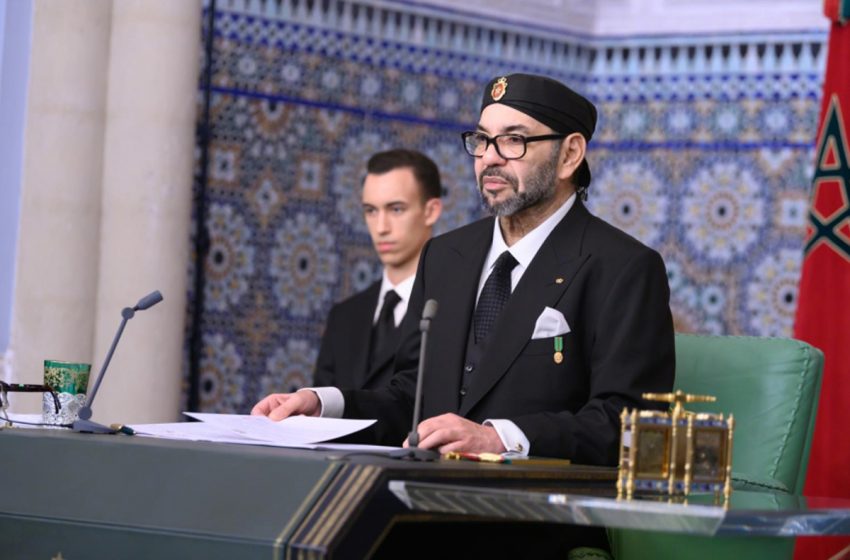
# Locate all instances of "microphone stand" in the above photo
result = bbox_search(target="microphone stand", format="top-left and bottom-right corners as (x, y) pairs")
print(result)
(72, 291), (163, 433)
(391, 299), (439, 461)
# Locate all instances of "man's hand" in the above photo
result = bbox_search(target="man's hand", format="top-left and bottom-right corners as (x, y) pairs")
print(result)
(250, 390), (321, 421)
(403, 413), (506, 454)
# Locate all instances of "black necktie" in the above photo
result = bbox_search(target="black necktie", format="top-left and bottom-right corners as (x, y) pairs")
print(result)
(473, 251), (519, 343)
(371, 290), (402, 365)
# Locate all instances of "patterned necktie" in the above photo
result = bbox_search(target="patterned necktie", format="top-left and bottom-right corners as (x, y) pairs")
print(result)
(371, 289), (402, 365)
(473, 251), (519, 343)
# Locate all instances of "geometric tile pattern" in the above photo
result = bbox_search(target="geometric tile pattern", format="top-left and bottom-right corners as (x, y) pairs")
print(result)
(187, 5), (826, 412)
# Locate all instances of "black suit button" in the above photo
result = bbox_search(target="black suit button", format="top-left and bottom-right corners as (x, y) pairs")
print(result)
(464, 364), (474, 373)
(459, 387), (467, 396)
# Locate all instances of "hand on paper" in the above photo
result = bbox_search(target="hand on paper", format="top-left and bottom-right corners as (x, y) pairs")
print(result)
(404, 413), (506, 454)
(250, 390), (321, 421)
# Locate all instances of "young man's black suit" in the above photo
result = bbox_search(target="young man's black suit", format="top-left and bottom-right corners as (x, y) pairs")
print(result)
(313, 282), (401, 390)
(341, 200), (675, 465)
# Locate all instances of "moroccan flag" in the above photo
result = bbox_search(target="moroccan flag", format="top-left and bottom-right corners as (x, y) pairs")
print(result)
(794, 1), (850, 558)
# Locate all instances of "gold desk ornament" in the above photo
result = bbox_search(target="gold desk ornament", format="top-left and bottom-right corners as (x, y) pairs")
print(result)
(617, 390), (734, 503)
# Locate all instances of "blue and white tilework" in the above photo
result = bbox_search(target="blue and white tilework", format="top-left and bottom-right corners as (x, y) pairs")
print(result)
(188, 1), (826, 411)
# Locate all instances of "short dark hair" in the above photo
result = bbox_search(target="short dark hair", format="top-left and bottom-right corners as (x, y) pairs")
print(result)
(366, 149), (442, 201)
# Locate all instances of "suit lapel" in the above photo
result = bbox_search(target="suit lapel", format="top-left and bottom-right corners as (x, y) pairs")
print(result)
(426, 220), (494, 415)
(353, 282), (381, 389)
(459, 202), (592, 417)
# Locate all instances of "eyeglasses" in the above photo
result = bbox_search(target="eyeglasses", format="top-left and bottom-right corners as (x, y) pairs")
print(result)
(0, 381), (61, 415)
(461, 131), (567, 160)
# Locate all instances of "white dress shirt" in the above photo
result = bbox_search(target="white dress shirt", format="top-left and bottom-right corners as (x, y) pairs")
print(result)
(373, 272), (415, 327)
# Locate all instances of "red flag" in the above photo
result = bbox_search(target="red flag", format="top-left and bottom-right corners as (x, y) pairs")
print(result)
(794, 2), (850, 558)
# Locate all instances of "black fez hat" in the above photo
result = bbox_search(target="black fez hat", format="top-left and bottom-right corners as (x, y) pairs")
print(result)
(480, 73), (597, 190)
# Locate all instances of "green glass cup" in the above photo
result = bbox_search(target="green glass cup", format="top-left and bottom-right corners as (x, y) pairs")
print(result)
(43, 360), (91, 426)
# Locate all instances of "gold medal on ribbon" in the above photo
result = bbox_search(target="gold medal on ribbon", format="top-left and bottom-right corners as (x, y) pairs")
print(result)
(554, 336), (564, 364)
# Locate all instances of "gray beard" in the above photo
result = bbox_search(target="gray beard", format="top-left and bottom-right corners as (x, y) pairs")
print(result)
(478, 153), (559, 217)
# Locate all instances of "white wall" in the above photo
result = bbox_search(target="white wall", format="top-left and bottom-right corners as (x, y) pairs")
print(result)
(7, 0), (199, 423)
(0, 0), (32, 362)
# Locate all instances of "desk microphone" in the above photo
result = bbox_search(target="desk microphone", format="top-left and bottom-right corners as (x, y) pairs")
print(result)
(72, 290), (164, 433)
(392, 299), (440, 461)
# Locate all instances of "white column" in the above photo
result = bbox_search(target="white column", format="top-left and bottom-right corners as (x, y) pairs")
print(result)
(91, 0), (201, 424)
(7, 0), (112, 411)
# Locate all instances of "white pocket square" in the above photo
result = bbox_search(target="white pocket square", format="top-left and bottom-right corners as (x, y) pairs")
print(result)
(531, 306), (571, 339)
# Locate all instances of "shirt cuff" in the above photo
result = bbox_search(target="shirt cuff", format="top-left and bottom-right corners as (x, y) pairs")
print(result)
(484, 418), (530, 456)
(302, 387), (344, 418)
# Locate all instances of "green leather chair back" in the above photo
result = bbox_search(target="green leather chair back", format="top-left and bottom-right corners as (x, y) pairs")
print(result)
(673, 333), (823, 494)
(609, 334), (824, 560)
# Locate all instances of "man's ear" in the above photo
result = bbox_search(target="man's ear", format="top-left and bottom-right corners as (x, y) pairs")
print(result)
(557, 133), (586, 181)
(424, 197), (443, 227)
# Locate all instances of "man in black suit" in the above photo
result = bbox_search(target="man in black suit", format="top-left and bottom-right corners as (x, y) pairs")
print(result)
(312, 149), (443, 390)
(254, 73), (674, 466)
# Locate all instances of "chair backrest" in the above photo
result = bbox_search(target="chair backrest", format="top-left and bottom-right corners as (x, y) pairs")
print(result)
(673, 334), (823, 495)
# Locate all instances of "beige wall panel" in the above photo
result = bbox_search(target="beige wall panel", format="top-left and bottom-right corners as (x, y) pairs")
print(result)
(92, 0), (201, 424)
(8, 0), (112, 412)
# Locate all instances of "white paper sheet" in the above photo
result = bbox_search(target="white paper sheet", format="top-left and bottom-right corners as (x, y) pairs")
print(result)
(314, 443), (402, 453)
(128, 421), (309, 446)
(130, 413), (376, 448)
